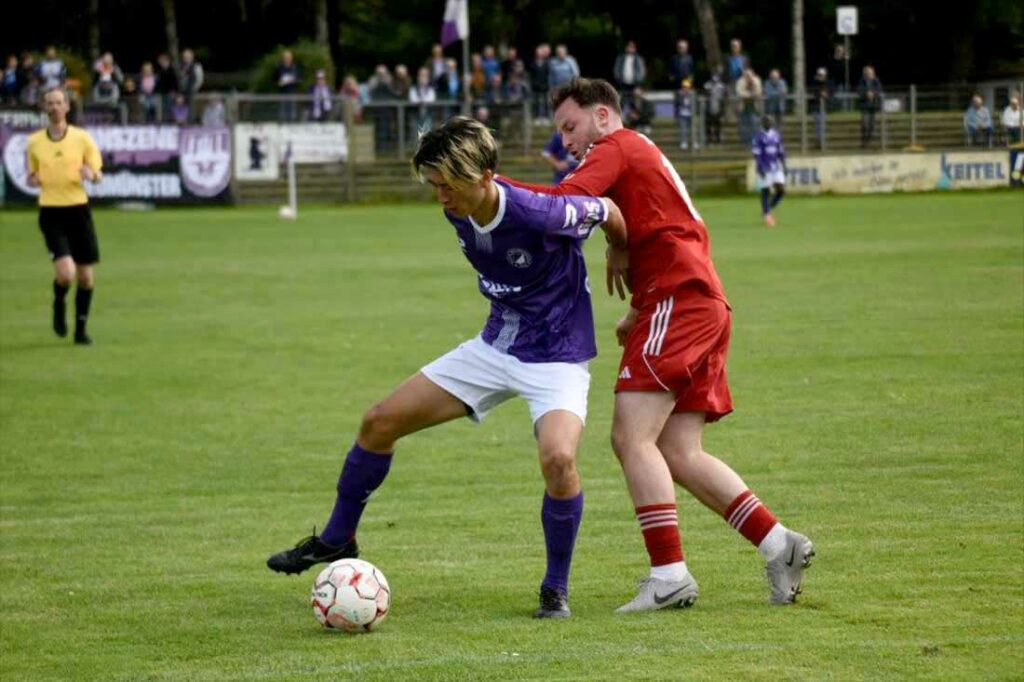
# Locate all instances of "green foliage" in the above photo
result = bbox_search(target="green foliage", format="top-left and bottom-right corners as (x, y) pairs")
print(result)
(1, 193), (1022, 679)
(250, 40), (334, 94)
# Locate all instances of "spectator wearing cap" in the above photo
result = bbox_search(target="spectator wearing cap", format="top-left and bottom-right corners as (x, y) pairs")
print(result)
(310, 69), (333, 121)
(675, 78), (697, 149)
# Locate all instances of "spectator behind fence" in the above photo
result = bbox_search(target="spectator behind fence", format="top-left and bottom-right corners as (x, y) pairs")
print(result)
(623, 85), (655, 135)
(139, 62), (159, 121)
(92, 71), (120, 109)
(736, 66), (763, 144)
(121, 76), (141, 121)
(540, 129), (578, 184)
(310, 69), (333, 121)
(964, 94), (993, 147)
(613, 40), (646, 99)
(2, 55), (20, 104)
(202, 95), (225, 126)
(675, 78), (697, 149)
(19, 52), (37, 93)
(482, 45), (500, 102)
(764, 69), (788, 124)
(529, 43), (551, 121)
(810, 67), (833, 149)
(727, 39), (747, 83)
(368, 64), (397, 154)
(1002, 96), (1022, 145)
(703, 67), (727, 145)
(410, 66), (437, 131)
(504, 63), (530, 104)
(39, 46), (66, 89)
(338, 74), (364, 123)
(547, 44), (579, 91)
(92, 52), (124, 90)
(831, 44), (848, 96)
(857, 65), (882, 148)
(180, 49), (204, 104)
(428, 43), (446, 82)
(670, 40), (694, 85)
(435, 57), (461, 107)
(155, 53), (179, 122)
(393, 64), (412, 100)
(500, 46), (523, 86)
(171, 94), (189, 124)
(469, 53), (487, 102)
(275, 49), (300, 121)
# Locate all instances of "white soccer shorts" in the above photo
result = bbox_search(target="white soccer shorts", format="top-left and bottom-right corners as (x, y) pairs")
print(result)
(757, 168), (787, 189)
(420, 336), (591, 425)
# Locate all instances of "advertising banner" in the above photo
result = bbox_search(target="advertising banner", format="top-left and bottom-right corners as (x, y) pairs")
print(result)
(233, 122), (348, 182)
(747, 151), (1013, 194)
(1, 124), (232, 203)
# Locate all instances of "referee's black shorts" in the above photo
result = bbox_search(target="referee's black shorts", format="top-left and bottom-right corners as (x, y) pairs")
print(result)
(39, 204), (100, 264)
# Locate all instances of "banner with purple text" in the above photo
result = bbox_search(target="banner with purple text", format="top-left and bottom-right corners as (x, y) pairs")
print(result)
(1, 125), (232, 204)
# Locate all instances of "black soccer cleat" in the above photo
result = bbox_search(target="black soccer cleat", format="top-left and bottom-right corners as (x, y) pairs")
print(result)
(73, 330), (92, 345)
(53, 300), (67, 337)
(533, 585), (571, 619)
(266, 532), (358, 575)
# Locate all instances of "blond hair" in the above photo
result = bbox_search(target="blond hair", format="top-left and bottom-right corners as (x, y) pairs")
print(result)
(412, 116), (498, 187)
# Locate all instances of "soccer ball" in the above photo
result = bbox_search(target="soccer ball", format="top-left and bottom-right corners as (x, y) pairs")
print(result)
(311, 558), (391, 632)
(278, 205), (296, 220)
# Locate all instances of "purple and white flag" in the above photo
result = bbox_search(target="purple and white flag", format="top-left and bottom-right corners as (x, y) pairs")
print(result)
(441, 0), (469, 47)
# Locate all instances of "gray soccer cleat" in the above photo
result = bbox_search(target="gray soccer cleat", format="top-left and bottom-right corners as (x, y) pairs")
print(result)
(614, 574), (699, 613)
(766, 530), (815, 605)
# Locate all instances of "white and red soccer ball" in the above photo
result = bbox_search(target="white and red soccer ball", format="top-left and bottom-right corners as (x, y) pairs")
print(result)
(311, 559), (391, 632)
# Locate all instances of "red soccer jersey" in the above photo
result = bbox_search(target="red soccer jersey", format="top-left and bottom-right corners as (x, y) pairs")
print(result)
(504, 128), (728, 310)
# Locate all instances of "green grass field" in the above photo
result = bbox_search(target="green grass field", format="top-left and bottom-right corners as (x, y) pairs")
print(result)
(1, 191), (1022, 680)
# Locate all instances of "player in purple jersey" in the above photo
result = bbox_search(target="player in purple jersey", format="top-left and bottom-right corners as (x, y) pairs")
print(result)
(752, 115), (787, 227)
(267, 117), (627, 619)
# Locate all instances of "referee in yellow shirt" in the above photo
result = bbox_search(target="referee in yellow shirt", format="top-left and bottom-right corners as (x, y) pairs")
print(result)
(26, 87), (103, 345)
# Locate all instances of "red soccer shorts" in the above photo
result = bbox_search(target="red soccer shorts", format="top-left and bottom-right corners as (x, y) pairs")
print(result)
(615, 291), (734, 421)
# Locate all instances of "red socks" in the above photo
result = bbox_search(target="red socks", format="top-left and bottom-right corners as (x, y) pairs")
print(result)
(724, 489), (778, 546)
(636, 504), (684, 566)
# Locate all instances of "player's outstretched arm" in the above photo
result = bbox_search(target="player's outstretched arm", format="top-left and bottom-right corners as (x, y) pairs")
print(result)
(599, 198), (628, 249)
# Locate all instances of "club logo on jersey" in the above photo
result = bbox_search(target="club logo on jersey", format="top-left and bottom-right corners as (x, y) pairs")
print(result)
(505, 248), (532, 269)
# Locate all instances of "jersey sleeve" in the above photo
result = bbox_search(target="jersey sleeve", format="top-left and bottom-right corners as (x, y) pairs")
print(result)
(83, 132), (102, 173)
(501, 137), (626, 198)
(519, 189), (609, 241)
(26, 137), (39, 174)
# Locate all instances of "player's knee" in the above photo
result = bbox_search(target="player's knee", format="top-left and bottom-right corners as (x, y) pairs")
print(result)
(610, 427), (635, 460)
(539, 446), (576, 483)
(358, 403), (401, 446)
(56, 262), (76, 285)
(76, 270), (94, 289)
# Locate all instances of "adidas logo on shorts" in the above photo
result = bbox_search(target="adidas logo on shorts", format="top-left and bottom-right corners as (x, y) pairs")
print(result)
(618, 366), (632, 380)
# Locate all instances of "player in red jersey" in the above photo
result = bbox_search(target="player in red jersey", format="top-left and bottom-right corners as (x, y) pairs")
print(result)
(503, 78), (814, 611)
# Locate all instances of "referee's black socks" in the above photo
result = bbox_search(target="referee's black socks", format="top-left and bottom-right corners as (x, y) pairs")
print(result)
(53, 281), (70, 337)
(74, 287), (93, 342)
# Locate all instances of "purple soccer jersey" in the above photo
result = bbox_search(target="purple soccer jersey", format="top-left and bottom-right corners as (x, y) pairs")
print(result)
(444, 178), (608, 363)
(752, 128), (786, 175)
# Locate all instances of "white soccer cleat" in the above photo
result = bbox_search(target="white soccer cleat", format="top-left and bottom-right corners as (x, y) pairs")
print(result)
(765, 530), (815, 605)
(614, 575), (699, 614)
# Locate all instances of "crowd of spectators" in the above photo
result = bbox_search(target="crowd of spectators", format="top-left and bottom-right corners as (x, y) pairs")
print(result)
(4, 40), (1022, 152)
(1, 46), (209, 125)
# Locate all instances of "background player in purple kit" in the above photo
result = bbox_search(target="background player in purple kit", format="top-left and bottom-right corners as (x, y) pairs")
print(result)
(753, 115), (787, 227)
(267, 117), (627, 619)
(540, 129), (579, 184)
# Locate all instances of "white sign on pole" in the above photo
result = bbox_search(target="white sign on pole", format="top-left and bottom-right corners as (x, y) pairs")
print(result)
(837, 6), (859, 36)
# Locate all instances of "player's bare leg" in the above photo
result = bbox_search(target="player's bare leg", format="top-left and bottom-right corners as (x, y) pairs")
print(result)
(611, 391), (699, 613)
(658, 410), (814, 605)
(267, 372), (469, 575)
(532, 410), (585, 618)
(51, 256), (75, 338)
(73, 263), (95, 345)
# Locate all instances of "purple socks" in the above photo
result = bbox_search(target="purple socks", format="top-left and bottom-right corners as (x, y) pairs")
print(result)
(541, 492), (584, 594)
(321, 443), (393, 546)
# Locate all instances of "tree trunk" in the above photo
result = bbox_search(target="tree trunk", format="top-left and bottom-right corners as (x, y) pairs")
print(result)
(314, 0), (328, 47)
(691, 0), (723, 76)
(326, 0), (342, 87)
(87, 0), (101, 62)
(162, 0), (181, 66)
(793, 0), (806, 152)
